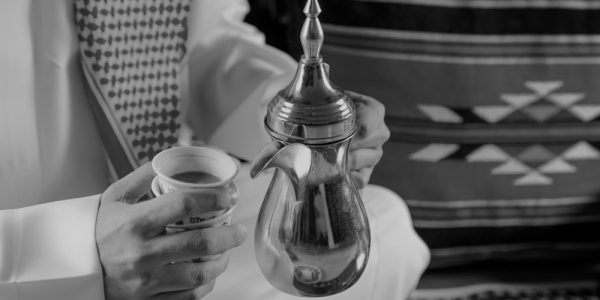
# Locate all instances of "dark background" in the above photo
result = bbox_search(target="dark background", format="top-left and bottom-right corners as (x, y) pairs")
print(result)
(245, 0), (304, 59)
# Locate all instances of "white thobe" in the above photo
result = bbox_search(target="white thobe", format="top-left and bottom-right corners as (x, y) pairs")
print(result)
(0, 0), (430, 299)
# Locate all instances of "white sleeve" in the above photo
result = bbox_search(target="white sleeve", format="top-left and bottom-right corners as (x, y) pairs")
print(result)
(183, 0), (297, 161)
(0, 196), (105, 300)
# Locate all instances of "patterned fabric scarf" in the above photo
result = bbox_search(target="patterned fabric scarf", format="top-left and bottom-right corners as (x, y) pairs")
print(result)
(75, 0), (190, 178)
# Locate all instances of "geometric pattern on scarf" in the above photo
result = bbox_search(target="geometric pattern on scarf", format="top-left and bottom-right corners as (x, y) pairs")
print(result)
(75, 0), (190, 172)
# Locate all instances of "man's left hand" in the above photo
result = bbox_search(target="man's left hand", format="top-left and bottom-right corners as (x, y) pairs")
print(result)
(347, 91), (391, 190)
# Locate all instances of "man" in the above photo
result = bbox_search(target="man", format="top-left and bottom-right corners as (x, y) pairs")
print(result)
(0, 0), (429, 299)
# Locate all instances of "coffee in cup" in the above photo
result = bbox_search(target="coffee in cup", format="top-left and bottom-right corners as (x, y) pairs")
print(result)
(152, 146), (239, 194)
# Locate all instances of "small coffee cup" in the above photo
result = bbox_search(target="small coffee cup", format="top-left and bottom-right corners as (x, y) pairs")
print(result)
(151, 146), (239, 228)
(151, 146), (239, 262)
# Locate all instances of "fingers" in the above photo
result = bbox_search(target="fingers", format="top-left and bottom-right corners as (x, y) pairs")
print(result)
(346, 91), (390, 150)
(153, 255), (229, 293)
(344, 91), (389, 189)
(147, 225), (247, 263)
(135, 186), (238, 232)
(348, 147), (382, 190)
(352, 168), (374, 190)
(346, 91), (387, 136)
(152, 280), (216, 300)
(348, 147), (383, 189)
(348, 147), (383, 171)
(103, 163), (156, 204)
(350, 121), (390, 150)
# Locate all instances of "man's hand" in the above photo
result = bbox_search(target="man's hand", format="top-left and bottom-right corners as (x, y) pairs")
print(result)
(347, 91), (391, 189)
(96, 163), (246, 300)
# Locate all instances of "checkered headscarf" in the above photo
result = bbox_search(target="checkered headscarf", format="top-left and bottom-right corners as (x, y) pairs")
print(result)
(75, 0), (191, 178)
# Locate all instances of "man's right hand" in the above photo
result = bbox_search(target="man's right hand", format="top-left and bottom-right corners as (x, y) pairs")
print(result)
(95, 163), (246, 300)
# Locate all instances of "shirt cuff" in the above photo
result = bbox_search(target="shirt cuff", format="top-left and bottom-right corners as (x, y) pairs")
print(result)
(0, 195), (105, 300)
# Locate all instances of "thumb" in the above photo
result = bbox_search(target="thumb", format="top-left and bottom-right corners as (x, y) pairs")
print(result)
(103, 163), (156, 204)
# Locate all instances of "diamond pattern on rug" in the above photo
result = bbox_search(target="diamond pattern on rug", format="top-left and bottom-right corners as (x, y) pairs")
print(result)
(500, 93), (539, 109)
(410, 144), (460, 162)
(538, 158), (576, 174)
(418, 105), (464, 123)
(410, 141), (600, 186)
(466, 144), (510, 162)
(418, 81), (600, 124)
(516, 145), (555, 163)
(472, 106), (514, 123)
(570, 105), (600, 122)
(491, 159), (530, 175)
(515, 171), (553, 186)
(563, 141), (600, 160)
(520, 104), (562, 122)
(546, 93), (585, 108)
(524, 81), (563, 96)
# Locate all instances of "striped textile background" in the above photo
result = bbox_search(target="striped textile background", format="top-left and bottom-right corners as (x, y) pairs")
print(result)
(314, 0), (600, 268)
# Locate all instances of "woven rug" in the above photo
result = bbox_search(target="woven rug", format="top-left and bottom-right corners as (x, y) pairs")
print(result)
(410, 261), (600, 300)
(410, 282), (600, 300)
